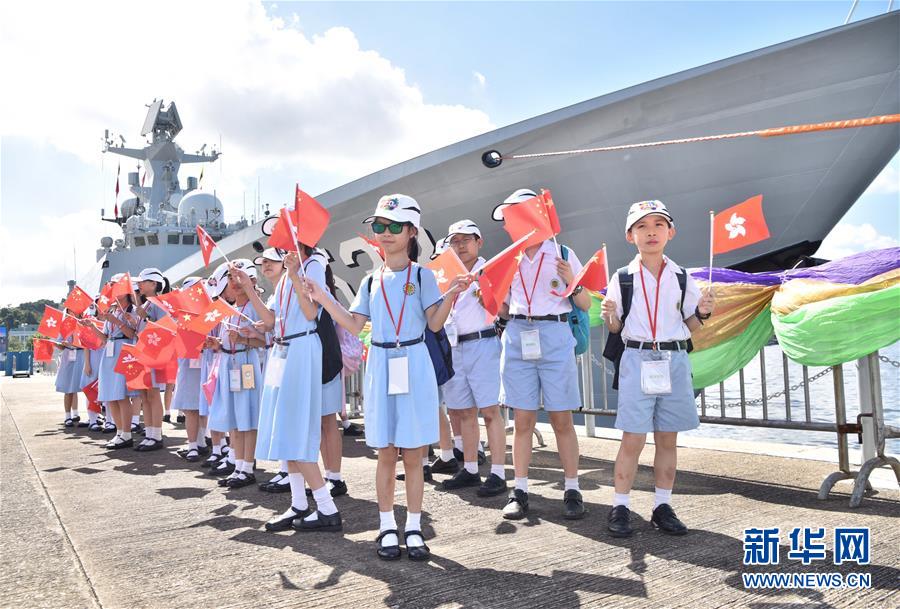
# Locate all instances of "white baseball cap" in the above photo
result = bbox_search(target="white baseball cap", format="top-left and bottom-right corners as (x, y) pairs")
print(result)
(447, 219), (482, 239)
(363, 194), (421, 228)
(625, 200), (674, 232)
(492, 188), (538, 221)
(138, 267), (165, 283)
(207, 263), (230, 298)
(181, 276), (203, 289)
(253, 248), (285, 266)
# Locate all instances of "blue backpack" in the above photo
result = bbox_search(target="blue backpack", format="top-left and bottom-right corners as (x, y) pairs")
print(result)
(366, 267), (455, 386)
(561, 245), (590, 356)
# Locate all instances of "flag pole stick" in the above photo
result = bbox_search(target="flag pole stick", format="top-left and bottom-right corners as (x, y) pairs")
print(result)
(707, 210), (715, 290)
(602, 243), (610, 286)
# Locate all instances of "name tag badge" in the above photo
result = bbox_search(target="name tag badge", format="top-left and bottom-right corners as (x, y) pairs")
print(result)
(264, 358), (285, 388)
(67, 349), (77, 362)
(446, 323), (458, 347)
(641, 353), (672, 395)
(229, 368), (242, 392)
(520, 329), (542, 361)
(189, 358), (201, 369)
(387, 349), (409, 395)
(272, 343), (288, 360)
(241, 364), (255, 390)
(105, 340), (115, 357)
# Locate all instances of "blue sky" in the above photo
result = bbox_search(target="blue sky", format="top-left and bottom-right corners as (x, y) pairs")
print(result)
(1, 1), (897, 305)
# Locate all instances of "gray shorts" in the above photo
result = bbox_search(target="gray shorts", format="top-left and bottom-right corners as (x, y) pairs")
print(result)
(443, 336), (502, 410)
(615, 348), (699, 434)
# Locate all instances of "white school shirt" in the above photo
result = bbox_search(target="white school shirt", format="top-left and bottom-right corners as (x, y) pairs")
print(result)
(605, 254), (701, 342)
(506, 240), (583, 317)
(447, 257), (493, 335)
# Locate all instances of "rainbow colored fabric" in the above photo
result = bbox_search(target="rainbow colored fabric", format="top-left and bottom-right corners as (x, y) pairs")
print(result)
(589, 247), (900, 389)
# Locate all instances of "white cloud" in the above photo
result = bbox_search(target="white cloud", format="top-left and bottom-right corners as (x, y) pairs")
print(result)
(864, 157), (899, 195)
(816, 222), (899, 261)
(473, 71), (487, 88)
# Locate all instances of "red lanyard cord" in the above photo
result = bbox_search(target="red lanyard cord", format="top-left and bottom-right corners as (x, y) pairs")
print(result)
(639, 260), (666, 346)
(381, 264), (413, 347)
(518, 253), (545, 318)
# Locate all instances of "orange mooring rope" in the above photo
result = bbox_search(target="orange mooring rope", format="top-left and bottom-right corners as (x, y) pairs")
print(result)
(500, 114), (900, 161)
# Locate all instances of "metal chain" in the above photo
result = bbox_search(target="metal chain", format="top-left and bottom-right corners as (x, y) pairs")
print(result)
(878, 354), (900, 368)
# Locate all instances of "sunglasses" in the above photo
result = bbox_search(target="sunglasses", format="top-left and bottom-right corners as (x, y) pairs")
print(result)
(371, 221), (408, 235)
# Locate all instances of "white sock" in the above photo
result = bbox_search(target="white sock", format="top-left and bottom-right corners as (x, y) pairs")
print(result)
(196, 427), (206, 443)
(276, 473), (291, 486)
(310, 485), (338, 516)
(464, 461), (478, 475)
(219, 438), (228, 448)
(490, 464), (505, 478)
(120, 431), (132, 441)
(280, 460), (289, 472)
(564, 477), (580, 492)
(326, 471), (342, 482)
(289, 473), (308, 511)
(88, 411), (98, 424)
(324, 470), (332, 479)
(341, 419), (351, 429)
(421, 456), (429, 467)
(212, 444), (222, 456)
(453, 436), (463, 451)
(65, 410), (71, 420)
(243, 461), (254, 473)
(405, 513), (424, 547)
(654, 487), (673, 509)
(479, 441), (485, 453)
(188, 441), (198, 451)
(440, 449), (454, 462)
(227, 451), (235, 464)
(515, 477), (528, 492)
(235, 459), (245, 473)
(132, 415), (140, 424)
(613, 492), (630, 508)
(379, 511), (398, 546)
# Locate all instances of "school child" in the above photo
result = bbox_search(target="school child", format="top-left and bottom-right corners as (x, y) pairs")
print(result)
(206, 260), (264, 489)
(172, 277), (208, 462)
(201, 269), (233, 473)
(493, 188), (592, 521)
(304, 194), (468, 561)
(235, 248), (342, 533)
(133, 267), (172, 451)
(601, 200), (715, 537)
(80, 303), (104, 431)
(56, 307), (86, 427)
(80, 275), (138, 449)
(436, 220), (508, 497)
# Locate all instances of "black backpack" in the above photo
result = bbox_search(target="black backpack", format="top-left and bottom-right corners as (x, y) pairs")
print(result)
(367, 266), (455, 386)
(305, 257), (343, 384)
(602, 265), (691, 390)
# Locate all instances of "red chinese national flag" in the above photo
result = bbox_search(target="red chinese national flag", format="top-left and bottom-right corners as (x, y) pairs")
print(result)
(477, 241), (528, 317)
(712, 195), (770, 255)
(179, 282), (213, 314)
(33, 339), (56, 362)
(59, 315), (77, 339)
(63, 286), (93, 316)
(76, 322), (104, 350)
(185, 299), (240, 335)
(502, 196), (554, 249)
(38, 306), (64, 339)
(540, 189), (562, 235)
(110, 273), (133, 298)
(196, 225), (217, 267)
(97, 283), (115, 313)
(425, 248), (468, 295)
(551, 249), (608, 298)
(294, 184), (330, 248)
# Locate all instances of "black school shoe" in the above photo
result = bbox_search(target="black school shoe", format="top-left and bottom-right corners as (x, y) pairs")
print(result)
(201, 453), (222, 468)
(404, 530), (430, 561)
(102, 423), (116, 434)
(607, 505), (633, 538)
(162, 414), (171, 424)
(328, 479), (348, 497)
(501, 489), (529, 520)
(476, 473), (508, 497)
(208, 461), (235, 477)
(441, 468), (481, 491)
(562, 490), (587, 520)
(108, 437), (134, 450)
(396, 465), (433, 482)
(226, 472), (257, 489)
(259, 472), (288, 492)
(265, 506), (312, 532)
(651, 504), (688, 536)
(293, 510), (342, 532)
(64, 418), (75, 428)
(342, 422), (364, 436)
(430, 457), (459, 475)
(134, 439), (164, 452)
(376, 530), (402, 561)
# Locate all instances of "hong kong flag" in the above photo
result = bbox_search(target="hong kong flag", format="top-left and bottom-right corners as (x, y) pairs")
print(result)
(185, 299), (240, 335)
(38, 306), (64, 338)
(63, 285), (93, 316)
(196, 225), (217, 267)
(712, 195), (770, 255)
(425, 248), (468, 296)
(96, 283), (115, 313)
(136, 321), (176, 359)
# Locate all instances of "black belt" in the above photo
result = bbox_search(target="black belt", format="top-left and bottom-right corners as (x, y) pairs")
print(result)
(108, 336), (128, 341)
(510, 313), (568, 323)
(63, 346), (84, 351)
(371, 335), (424, 349)
(458, 328), (498, 343)
(625, 339), (689, 351)
(273, 330), (315, 345)
(221, 347), (248, 355)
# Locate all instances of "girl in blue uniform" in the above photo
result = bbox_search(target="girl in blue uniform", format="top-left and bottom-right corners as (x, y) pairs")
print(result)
(206, 260), (264, 489)
(233, 248), (342, 533)
(304, 194), (468, 562)
(56, 308), (85, 427)
(134, 267), (171, 451)
(79, 275), (138, 449)
(172, 277), (207, 462)
(80, 303), (104, 431)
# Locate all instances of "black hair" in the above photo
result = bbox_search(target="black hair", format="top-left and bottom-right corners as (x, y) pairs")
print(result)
(325, 265), (337, 298)
(158, 277), (171, 294)
(406, 226), (420, 262)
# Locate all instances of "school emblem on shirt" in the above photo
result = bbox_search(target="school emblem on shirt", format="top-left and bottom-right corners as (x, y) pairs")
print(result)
(403, 282), (416, 296)
(549, 278), (561, 290)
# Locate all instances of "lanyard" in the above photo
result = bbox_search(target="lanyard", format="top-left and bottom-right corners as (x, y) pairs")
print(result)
(381, 264), (413, 347)
(277, 274), (292, 339)
(518, 253), (545, 318)
(639, 260), (666, 346)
